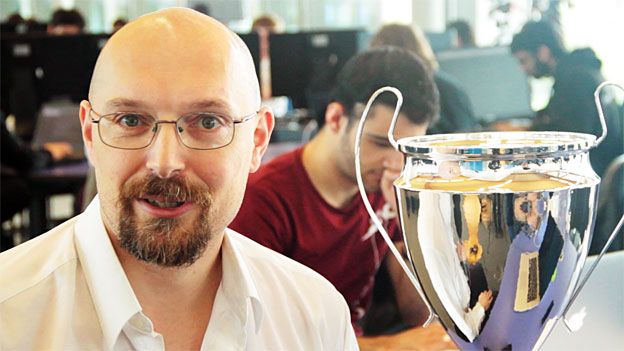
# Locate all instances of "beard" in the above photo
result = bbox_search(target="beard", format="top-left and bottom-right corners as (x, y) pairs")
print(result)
(532, 57), (552, 78)
(338, 129), (382, 193)
(117, 174), (213, 267)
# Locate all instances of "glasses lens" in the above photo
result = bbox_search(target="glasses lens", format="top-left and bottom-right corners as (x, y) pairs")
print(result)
(178, 113), (234, 149)
(98, 113), (155, 149)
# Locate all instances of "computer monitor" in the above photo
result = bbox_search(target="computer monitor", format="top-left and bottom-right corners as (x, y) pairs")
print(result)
(425, 30), (456, 53)
(36, 34), (108, 102)
(267, 32), (309, 107)
(236, 32), (260, 82)
(1, 33), (108, 138)
(437, 46), (534, 123)
(2, 33), (108, 102)
(269, 29), (367, 110)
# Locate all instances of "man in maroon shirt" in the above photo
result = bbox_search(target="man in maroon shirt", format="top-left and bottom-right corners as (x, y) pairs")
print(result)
(231, 48), (440, 340)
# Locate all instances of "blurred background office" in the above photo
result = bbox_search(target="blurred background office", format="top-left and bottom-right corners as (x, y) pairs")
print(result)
(1, 0), (622, 251)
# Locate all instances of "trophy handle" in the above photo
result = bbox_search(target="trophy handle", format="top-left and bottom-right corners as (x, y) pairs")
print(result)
(563, 81), (624, 331)
(354, 86), (436, 327)
(593, 81), (623, 146)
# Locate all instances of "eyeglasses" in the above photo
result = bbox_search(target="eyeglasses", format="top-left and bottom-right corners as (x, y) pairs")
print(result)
(89, 107), (257, 150)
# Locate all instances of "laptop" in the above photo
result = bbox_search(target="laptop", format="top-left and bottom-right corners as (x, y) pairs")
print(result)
(541, 250), (624, 350)
(31, 99), (85, 162)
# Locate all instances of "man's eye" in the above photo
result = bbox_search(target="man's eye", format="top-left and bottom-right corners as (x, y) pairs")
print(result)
(373, 140), (392, 148)
(116, 114), (146, 127)
(200, 115), (218, 129)
(192, 114), (227, 130)
(366, 135), (392, 148)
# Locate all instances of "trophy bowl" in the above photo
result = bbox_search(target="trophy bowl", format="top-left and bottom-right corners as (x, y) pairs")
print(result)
(355, 84), (623, 350)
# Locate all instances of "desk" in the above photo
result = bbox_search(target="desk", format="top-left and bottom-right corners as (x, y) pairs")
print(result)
(359, 323), (457, 351)
(28, 161), (89, 237)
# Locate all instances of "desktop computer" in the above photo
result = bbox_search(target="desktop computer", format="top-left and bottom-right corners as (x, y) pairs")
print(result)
(437, 46), (534, 124)
(268, 29), (367, 124)
(236, 32), (260, 83)
(1, 33), (109, 140)
(425, 30), (456, 53)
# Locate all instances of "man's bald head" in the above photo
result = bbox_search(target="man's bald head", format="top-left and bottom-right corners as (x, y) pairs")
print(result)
(89, 8), (260, 114)
(79, 9), (275, 269)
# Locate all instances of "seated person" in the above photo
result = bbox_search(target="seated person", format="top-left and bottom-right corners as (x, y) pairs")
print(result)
(447, 20), (476, 48)
(251, 13), (284, 34)
(1, 13), (25, 33)
(231, 47), (440, 343)
(112, 18), (127, 33)
(510, 20), (621, 177)
(370, 23), (479, 134)
(47, 8), (85, 35)
(1, 115), (72, 224)
(0, 9), (357, 349)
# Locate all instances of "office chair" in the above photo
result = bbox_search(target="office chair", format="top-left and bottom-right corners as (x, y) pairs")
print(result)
(591, 155), (624, 254)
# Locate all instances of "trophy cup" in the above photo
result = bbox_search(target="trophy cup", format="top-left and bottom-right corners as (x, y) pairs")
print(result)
(355, 82), (623, 350)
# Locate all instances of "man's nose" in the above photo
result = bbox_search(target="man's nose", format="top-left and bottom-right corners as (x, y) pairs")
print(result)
(385, 149), (403, 167)
(145, 122), (186, 178)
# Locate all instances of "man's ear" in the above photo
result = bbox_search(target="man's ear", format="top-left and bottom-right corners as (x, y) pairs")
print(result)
(324, 102), (349, 134)
(249, 107), (275, 173)
(79, 100), (96, 167)
(537, 45), (552, 62)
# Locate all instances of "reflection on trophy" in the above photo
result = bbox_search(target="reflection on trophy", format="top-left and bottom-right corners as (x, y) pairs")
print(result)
(462, 195), (483, 265)
(354, 83), (623, 350)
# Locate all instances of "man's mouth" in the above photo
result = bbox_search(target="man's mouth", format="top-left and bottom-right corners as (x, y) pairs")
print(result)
(137, 195), (195, 218)
(144, 198), (185, 208)
(141, 196), (189, 209)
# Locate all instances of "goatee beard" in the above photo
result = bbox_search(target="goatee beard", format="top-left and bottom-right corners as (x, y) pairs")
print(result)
(533, 58), (552, 78)
(117, 174), (213, 267)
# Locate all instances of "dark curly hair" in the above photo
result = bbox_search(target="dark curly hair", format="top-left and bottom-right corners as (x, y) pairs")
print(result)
(510, 21), (566, 59)
(50, 9), (85, 30)
(328, 46), (439, 127)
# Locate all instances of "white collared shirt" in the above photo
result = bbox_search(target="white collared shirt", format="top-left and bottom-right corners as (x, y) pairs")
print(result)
(0, 198), (358, 350)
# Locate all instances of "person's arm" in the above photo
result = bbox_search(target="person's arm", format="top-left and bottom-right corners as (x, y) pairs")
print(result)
(377, 158), (430, 326)
(1, 118), (72, 172)
(540, 70), (602, 135)
(41, 142), (73, 162)
(463, 289), (492, 335)
(1, 118), (49, 171)
(385, 240), (430, 326)
(380, 160), (401, 214)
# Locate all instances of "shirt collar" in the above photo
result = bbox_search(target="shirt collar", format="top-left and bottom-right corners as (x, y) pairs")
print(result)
(220, 229), (264, 334)
(74, 197), (142, 351)
(73, 197), (265, 348)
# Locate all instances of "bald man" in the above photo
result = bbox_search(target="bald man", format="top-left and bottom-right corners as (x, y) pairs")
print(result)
(0, 8), (357, 350)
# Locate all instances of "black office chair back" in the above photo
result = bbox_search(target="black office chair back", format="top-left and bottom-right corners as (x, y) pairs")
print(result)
(591, 155), (624, 254)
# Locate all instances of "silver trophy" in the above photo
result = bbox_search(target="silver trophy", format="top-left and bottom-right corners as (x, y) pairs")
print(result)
(355, 82), (623, 350)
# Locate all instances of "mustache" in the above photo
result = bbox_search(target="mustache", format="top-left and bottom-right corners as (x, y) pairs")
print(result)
(120, 174), (212, 208)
